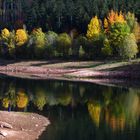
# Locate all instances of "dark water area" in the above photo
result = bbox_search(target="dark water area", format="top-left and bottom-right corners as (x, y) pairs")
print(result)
(0, 76), (140, 140)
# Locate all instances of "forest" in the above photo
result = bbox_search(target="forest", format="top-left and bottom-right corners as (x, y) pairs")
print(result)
(0, 0), (139, 60)
(0, 0), (139, 32)
(19, 0), (140, 32)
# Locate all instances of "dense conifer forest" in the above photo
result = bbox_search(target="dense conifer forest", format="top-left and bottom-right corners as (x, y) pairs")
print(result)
(0, 0), (139, 32)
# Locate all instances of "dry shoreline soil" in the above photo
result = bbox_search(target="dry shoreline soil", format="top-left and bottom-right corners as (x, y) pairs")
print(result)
(0, 111), (50, 140)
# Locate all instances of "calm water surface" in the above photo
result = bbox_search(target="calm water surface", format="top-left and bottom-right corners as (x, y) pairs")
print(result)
(0, 77), (140, 140)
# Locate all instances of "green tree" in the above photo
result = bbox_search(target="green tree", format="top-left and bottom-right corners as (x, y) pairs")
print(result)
(109, 22), (131, 57)
(45, 31), (58, 58)
(56, 33), (72, 57)
(31, 28), (46, 58)
(119, 33), (138, 59)
(125, 12), (135, 32)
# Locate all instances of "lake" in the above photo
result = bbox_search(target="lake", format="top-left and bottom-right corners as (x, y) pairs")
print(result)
(0, 76), (140, 140)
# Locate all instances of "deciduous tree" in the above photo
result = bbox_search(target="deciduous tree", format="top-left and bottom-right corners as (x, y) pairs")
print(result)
(86, 16), (101, 39)
(15, 29), (28, 47)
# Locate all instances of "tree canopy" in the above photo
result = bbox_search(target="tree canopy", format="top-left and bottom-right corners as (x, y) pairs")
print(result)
(0, 0), (139, 32)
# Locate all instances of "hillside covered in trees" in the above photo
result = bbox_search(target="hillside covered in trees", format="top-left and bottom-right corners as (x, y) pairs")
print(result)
(0, 0), (139, 32)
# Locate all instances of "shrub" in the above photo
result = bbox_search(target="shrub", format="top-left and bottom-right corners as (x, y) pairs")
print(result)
(56, 33), (72, 57)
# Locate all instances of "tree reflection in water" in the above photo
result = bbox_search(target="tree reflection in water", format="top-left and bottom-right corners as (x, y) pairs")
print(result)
(0, 77), (140, 139)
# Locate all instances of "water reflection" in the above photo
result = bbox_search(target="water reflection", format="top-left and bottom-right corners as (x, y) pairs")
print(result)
(0, 77), (140, 139)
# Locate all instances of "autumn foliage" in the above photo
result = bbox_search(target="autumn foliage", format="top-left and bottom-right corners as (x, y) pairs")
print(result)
(107, 10), (126, 25)
(16, 89), (28, 108)
(86, 16), (101, 39)
(88, 101), (101, 127)
(15, 29), (28, 46)
(1, 28), (10, 39)
(2, 97), (9, 108)
(0, 10), (139, 60)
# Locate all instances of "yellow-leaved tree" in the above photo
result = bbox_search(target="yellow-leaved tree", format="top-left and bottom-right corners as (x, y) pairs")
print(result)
(1, 28), (10, 39)
(86, 16), (101, 39)
(0, 28), (16, 57)
(15, 29), (28, 46)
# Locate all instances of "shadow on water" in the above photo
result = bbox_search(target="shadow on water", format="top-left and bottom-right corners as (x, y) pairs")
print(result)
(0, 76), (140, 140)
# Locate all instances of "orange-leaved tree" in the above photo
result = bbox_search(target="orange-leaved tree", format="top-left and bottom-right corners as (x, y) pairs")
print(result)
(107, 10), (125, 25)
